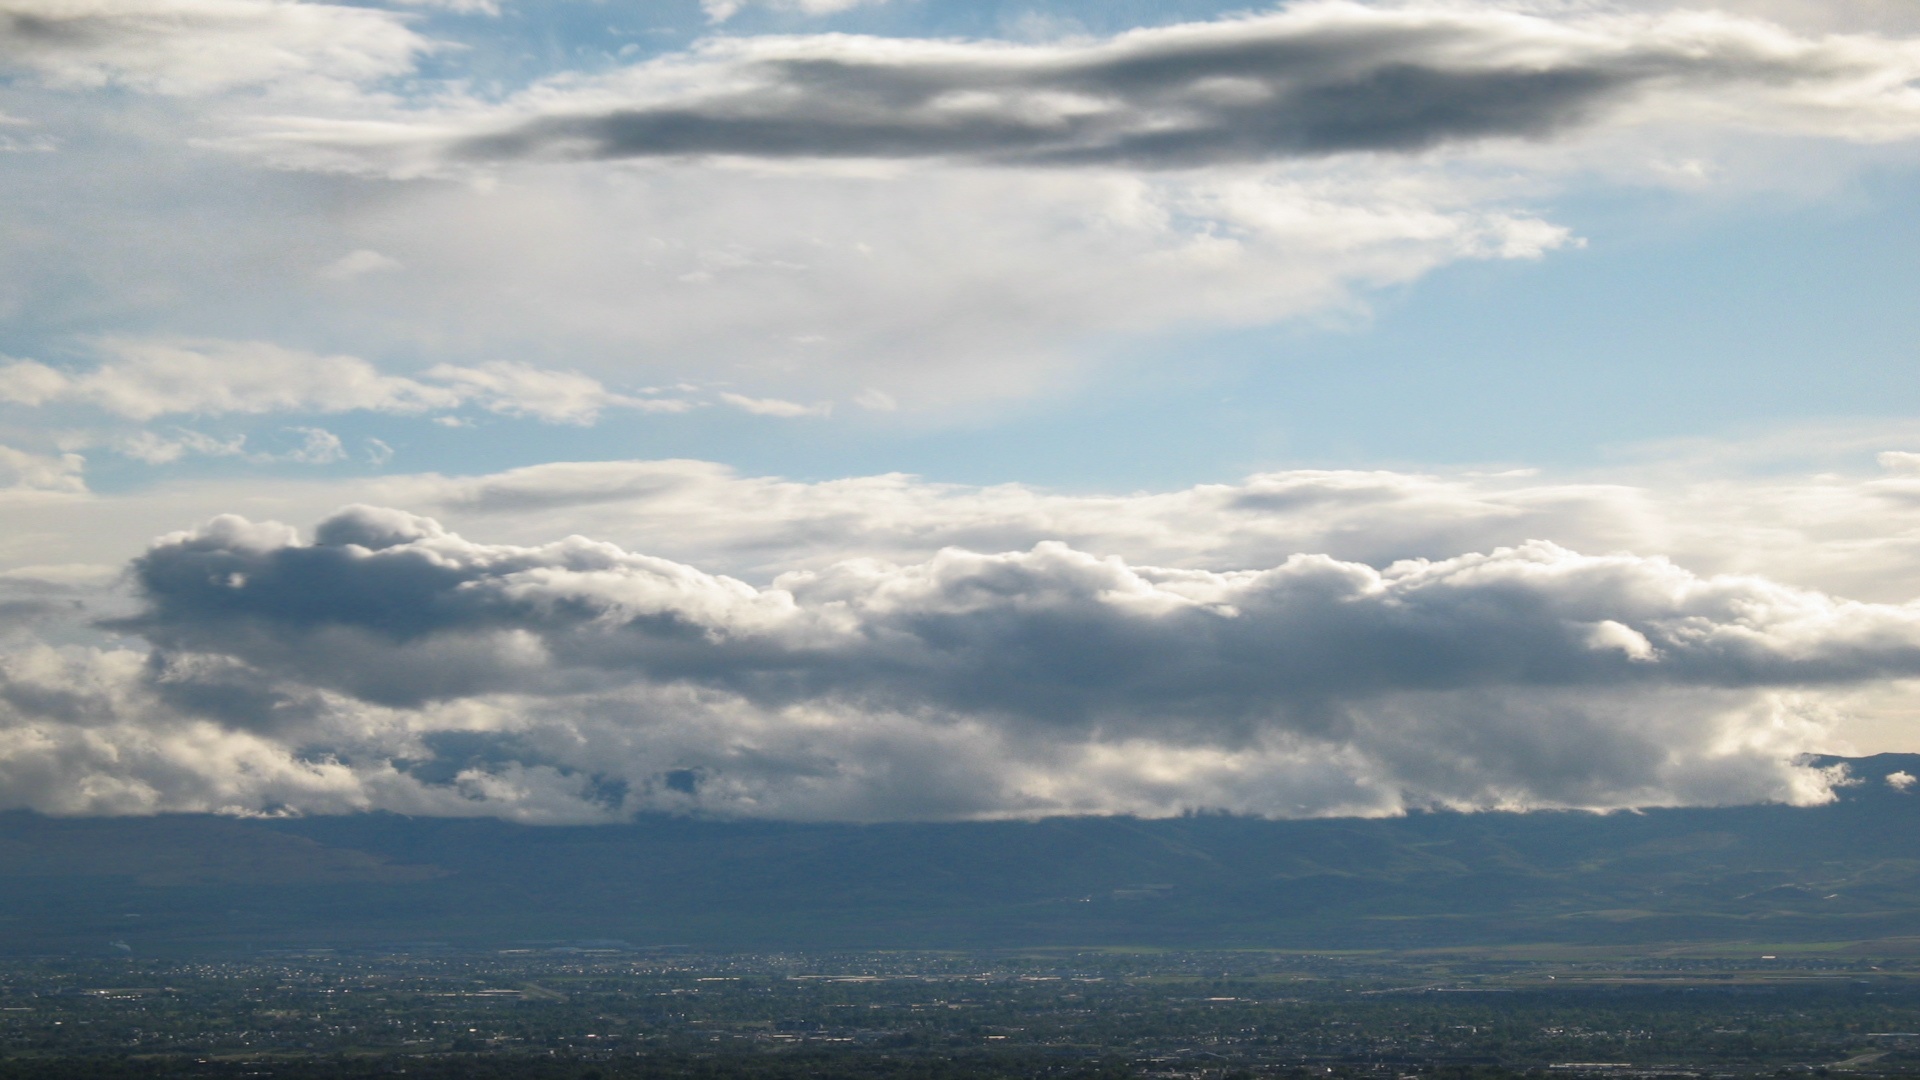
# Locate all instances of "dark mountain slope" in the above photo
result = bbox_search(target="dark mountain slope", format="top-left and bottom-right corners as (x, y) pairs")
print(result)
(2, 755), (1917, 955)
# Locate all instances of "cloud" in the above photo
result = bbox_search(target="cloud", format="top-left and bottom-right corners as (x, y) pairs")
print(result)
(384, 5), (1920, 171)
(717, 391), (831, 417)
(0, 339), (694, 426)
(281, 427), (346, 465)
(114, 426), (347, 466)
(852, 388), (897, 412)
(317, 249), (402, 281)
(0, 504), (1865, 821)
(0, 443), (85, 495)
(142, 162), (1569, 406)
(116, 429), (249, 465)
(5, 4), (1918, 414)
(10, 448), (1920, 822)
(391, 0), (498, 13)
(310, 449), (1920, 609)
(122, 511), (1920, 712)
(0, 0), (430, 96)
(0, 340), (456, 419)
(426, 361), (691, 424)
(703, 0), (890, 25)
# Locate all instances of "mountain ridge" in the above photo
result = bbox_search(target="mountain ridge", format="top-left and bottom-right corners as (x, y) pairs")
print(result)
(1, 753), (1915, 956)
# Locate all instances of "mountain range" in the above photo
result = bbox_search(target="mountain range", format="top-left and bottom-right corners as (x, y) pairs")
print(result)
(3, 754), (1918, 956)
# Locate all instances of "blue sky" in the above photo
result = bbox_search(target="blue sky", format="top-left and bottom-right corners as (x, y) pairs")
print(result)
(5, 0), (1920, 823)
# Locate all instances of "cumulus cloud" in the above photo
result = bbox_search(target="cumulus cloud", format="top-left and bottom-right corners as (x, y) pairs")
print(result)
(285, 4), (1920, 172)
(6, 450), (1920, 821)
(122, 511), (1920, 712)
(0, 0), (429, 96)
(0, 504), (1869, 821)
(0, 339), (692, 426)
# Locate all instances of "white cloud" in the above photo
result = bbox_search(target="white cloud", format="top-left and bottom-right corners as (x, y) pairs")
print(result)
(391, 0), (498, 13)
(282, 426), (345, 464)
(717, 391), (830, 417)
(0, 339), (699, 426)
(426, 361), (691, 425)
(852, 388), (897, 412)
(0, 340), (456, 419)
(116, 428), (249, 465)
(317, 248), (402, 281)
(114, 426), (347, 466)
(0, 4), (1915, 415)
(0, 443), (84, 494)
(11, 6), (1917, 410)
(123, 162), (1568, 407)
(0, 0), (430, 96)
(702, 0), (890, 24)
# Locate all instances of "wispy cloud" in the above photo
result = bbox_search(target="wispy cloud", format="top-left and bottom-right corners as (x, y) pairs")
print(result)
(0, 0), (430, 96)
(0, 340), (693, 426)
(717, 391), (831, 417)
(703, 0), (891, 25)
(0, 443), (84, 495)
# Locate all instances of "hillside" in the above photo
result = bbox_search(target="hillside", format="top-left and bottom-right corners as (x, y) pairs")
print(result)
(2, 754), (1917, 956)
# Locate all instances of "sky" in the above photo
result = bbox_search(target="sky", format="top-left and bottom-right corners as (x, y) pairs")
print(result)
(4, 0), (1920, 824)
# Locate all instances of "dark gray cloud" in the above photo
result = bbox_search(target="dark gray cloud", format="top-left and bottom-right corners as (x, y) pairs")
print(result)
(121, 507), (1920, 737)
(447, 7), (1874, 168)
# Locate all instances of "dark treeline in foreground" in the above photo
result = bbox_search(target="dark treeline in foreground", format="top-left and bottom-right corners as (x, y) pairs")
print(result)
(4, 949), (1920, 1077)
(3, 754), (1920, 955)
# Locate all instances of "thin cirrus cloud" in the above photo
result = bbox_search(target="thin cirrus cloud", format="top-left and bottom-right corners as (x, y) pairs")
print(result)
(380, 5), (1920, 172)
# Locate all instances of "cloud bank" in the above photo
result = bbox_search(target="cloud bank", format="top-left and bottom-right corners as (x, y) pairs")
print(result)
(0, 487), (1906, 824)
